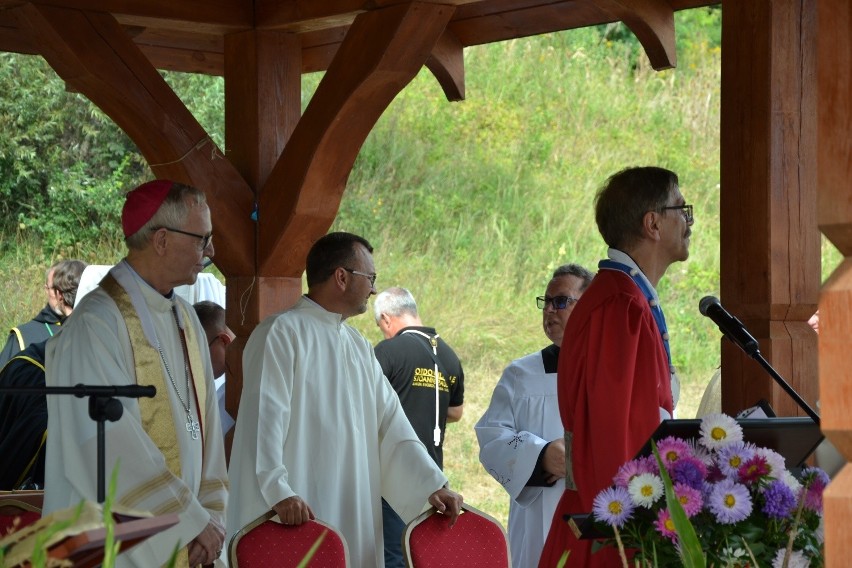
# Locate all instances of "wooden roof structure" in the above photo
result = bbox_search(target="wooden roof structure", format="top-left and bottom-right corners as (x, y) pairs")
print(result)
(1, 0), (851, 562)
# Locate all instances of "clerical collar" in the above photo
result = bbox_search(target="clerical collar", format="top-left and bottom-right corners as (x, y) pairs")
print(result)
(541, 344), (559, 374)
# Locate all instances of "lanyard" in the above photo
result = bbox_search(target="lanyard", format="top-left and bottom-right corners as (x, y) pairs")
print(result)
(598, 259), (673, 371)
(401, 329), (442, 446)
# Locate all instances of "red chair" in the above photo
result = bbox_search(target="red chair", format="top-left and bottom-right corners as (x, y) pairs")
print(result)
(403, 503), (511, 567)
(229, 510), (349, 567)
(0, 490), (43, 537)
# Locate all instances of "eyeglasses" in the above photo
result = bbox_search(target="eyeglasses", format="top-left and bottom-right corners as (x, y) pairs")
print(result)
(659, 204), (694, 224)
(344, 268), (377, 287)
(536, 296), (579, 310)
(160, 227), (213, 250)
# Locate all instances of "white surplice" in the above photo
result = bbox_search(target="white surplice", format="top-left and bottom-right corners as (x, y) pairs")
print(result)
(475, 350), (563, 568)
(44, 261), (227, 568)
(227, 296), (447, 568)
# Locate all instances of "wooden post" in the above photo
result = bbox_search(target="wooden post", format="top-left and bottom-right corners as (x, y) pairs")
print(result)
(222, 30), (304, 454)
(719, 0), (819, 418)
(817, 0), (852, 563)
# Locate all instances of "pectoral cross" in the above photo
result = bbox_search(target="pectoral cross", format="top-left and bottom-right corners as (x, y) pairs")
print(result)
(186, 415), (200, 440)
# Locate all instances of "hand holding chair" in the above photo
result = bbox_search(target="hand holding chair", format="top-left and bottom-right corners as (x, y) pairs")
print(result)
(229, 510), (349, 567)
(403, 503), (511, 567)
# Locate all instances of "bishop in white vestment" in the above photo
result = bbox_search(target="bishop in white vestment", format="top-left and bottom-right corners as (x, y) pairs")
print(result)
(44, 181), (228, 568)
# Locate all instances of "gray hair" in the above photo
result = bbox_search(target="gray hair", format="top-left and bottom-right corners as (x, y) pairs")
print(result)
(552, 263), (594, 291)
(125, 183), (207, 250)
(373, 287), (419, 323)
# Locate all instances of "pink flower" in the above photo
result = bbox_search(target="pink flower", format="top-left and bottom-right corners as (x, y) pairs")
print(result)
(673, 483), (703, 517)
(613, 456), (657, 488)
(657, 436), (693, 466)
(654, 508), (678, 541)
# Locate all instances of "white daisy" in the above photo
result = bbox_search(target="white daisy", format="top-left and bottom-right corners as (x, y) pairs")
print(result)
(771, 548), (810, 568)
(778, 468), (803, 496)
(627, 472), (663, 508)
(755, 447), (786, 479)
(699, 413), (743, 450)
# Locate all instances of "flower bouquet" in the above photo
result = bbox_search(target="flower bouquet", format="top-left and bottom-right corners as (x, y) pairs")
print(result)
(590, 413), (828, 568)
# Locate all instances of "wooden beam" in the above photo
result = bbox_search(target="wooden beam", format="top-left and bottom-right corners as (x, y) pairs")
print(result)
(719, 0), (819, 418)
(29, 0), (252, 33)
(225, 30), (301, 190)
(138, 44), (224, 76)
(817, 0), (852, 564)
(426, 29), (466, 101)
(257, 1), (455, 276)
(597, 0), (676, 69)
(15, 4), (255, 276)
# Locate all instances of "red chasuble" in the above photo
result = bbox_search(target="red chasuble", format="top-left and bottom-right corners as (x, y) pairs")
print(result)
(538, 268), (673, 568)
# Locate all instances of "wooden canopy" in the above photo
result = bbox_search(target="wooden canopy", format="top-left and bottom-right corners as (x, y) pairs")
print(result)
(1, 0), (851, 562)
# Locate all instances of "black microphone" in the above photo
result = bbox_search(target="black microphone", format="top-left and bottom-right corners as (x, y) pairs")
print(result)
(699, 296), (760, 358)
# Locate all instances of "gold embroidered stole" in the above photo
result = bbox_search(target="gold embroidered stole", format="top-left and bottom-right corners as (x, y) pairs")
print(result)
(100, 275), (208, 475)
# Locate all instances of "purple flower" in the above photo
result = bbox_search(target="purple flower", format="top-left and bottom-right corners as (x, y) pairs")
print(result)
(705, 463), (726, 484)
(761, 479), (797, 519)
(716, 441), (756, 478)
(593, 486), (635, 528)
(800, 466), (830, 513)
(708, 479), (753, 524)
(686, 438), (714, 467)
(670, 456), (707, 490)
(673, 483), (703, 517)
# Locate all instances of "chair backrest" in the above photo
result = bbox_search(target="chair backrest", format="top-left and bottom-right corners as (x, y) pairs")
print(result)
(403, 503), (511, 568)
(0, 490), (43, 537)
(229, 510), (349, 567)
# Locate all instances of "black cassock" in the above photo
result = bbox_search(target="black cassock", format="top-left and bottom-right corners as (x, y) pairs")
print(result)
(0, 339), (48, 490)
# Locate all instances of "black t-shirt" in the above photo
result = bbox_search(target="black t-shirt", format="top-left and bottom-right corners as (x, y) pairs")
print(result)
(374, 326), (464, 469)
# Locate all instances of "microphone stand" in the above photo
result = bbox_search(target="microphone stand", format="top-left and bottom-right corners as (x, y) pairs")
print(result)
(725, 339), (821, 426)
(0, 383), (156, 502)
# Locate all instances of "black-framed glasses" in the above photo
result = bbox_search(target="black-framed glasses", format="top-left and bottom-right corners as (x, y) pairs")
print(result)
(343, 268), (377, 287)
(659, 204), (694, 224)
(536, 296), (579, 310)
(159, 227), (213, 250)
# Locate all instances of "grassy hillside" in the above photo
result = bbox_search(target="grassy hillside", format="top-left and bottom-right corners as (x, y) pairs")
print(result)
(327, 20), (723, 521)
(0, 10), (752, 525)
